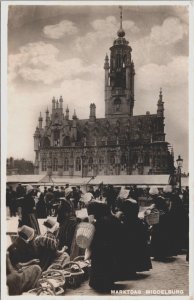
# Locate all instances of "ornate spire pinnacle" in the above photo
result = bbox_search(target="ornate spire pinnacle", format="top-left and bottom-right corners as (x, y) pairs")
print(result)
(39, 112), (43, 120)
(73, 109), (77, 119)
(104, 53), (109, 70)
(119, 6), (123, 30)
(159, 88), (163, 102)
(117, 6), (125, 37)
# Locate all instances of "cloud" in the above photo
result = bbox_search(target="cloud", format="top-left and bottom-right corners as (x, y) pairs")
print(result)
(75, 16), (139, 57)
(43, 20), (78, 39)
(91, 16), (139, 36)
(9, 41), (101, 85)
(136, 56), (188, 91)
(150, 17), (187, 46)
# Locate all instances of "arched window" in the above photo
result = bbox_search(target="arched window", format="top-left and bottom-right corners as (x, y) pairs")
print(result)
(99, 157), (104, 164)
(110, 155), (115, 165)
(54, 130), (60, 147)
(53, 158), (58, 171)
(42, 158), (47, 171)
(114, 97), (121, 112)
(88, 157), (93, 164)
(121, 155), (126, 165)
(144, 153), (150, 166)
(75, 157), (81, 171)
(64, 157), (69, 171)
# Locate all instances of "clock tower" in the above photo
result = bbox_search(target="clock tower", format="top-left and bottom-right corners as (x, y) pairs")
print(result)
(104, 7), (135, 118)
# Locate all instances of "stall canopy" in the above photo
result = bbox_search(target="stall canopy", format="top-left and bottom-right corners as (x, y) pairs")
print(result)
(39, 175), (92, 186)
(6, 174), (189, 188)
(89, 175), (171, 187)
(7, 174), (44, 184)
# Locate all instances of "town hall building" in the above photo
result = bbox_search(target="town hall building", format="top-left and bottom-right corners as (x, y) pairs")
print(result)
(34, 10), (174, 177)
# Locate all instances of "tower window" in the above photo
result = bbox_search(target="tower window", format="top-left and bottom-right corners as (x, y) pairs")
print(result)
(114, 97), (121, 112)
(75, 157), (81, 171)
(64, 157), (69, 171)
(42, 158), (47, 171)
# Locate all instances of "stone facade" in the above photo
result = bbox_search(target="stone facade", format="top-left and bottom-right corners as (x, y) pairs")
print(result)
(34, 13), (174, 177)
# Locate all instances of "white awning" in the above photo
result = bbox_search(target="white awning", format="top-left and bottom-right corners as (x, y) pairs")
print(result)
(89, 175), (170, 186)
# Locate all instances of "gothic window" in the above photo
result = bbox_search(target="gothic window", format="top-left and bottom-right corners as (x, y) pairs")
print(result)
(43, 137), (50, 148)
(88, 157), (93, 172)
(116, 54), (121, 68)
(144, 153), (150, 166)
(63, 136), (70, 146)
(53, 158), (58, 171)
(75, 157), (81, 171)
(42, 158), (47, 171)
(88, 157), (93, 164)
(54, 130), (60, 147)
(110, 155), (115, 165)
(64, 157), (69, 171)
(99, 157), (104, 164)
(121, 155), (126, 165)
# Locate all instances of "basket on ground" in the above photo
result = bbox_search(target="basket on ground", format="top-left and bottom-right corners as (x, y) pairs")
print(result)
(73, 256), (91, 281)
(76, 222), (95, 249)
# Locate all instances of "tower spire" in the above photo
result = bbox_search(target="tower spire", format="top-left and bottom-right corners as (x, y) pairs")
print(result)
(117, 6), (125, 37)
(119, 6), (123, 30)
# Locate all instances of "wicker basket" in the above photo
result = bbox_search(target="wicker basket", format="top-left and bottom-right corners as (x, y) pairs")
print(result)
(73, 256), (91, 281)
(76, 222), (95, 249)
(145, 210), (159, 225)
(23, 278), (55, 295)
(41, 269), (65, 294)
(63, 261), (84, 289)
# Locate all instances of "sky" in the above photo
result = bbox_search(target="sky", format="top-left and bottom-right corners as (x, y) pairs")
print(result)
(7, 4), (189, 171)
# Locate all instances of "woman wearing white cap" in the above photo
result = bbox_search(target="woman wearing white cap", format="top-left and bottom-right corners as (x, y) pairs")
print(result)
(17, 185), (40, 235)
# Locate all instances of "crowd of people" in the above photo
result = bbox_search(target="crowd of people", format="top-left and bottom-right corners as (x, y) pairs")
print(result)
(6, 183), (189, 295)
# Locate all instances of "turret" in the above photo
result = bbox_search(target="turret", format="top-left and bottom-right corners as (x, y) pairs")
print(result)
(157, 88), (164, 118)
(59, 95), (63, 109)
(89, 103), (96, 122)
(104, 54), (109, 87)
(72, 109), (78, 140)
(65, 106), (69, 120)
(38, 112), (43, 129)
(45, 108), (50, 127)
(52, 96), (56, 110)
(34, 127), (40, 151)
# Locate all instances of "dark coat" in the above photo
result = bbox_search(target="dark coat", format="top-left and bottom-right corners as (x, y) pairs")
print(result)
(57, 217), (77, 254)
(17, 193), (40, 235)
(150, 208), (178, 258)
(36, 193), (47, 219)
(120, 201), (152, 278)
(89, 213), (123, 292)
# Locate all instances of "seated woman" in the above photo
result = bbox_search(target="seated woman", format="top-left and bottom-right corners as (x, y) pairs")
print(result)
(8, 221), (69, 272)
(6, 251), (41, 295)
